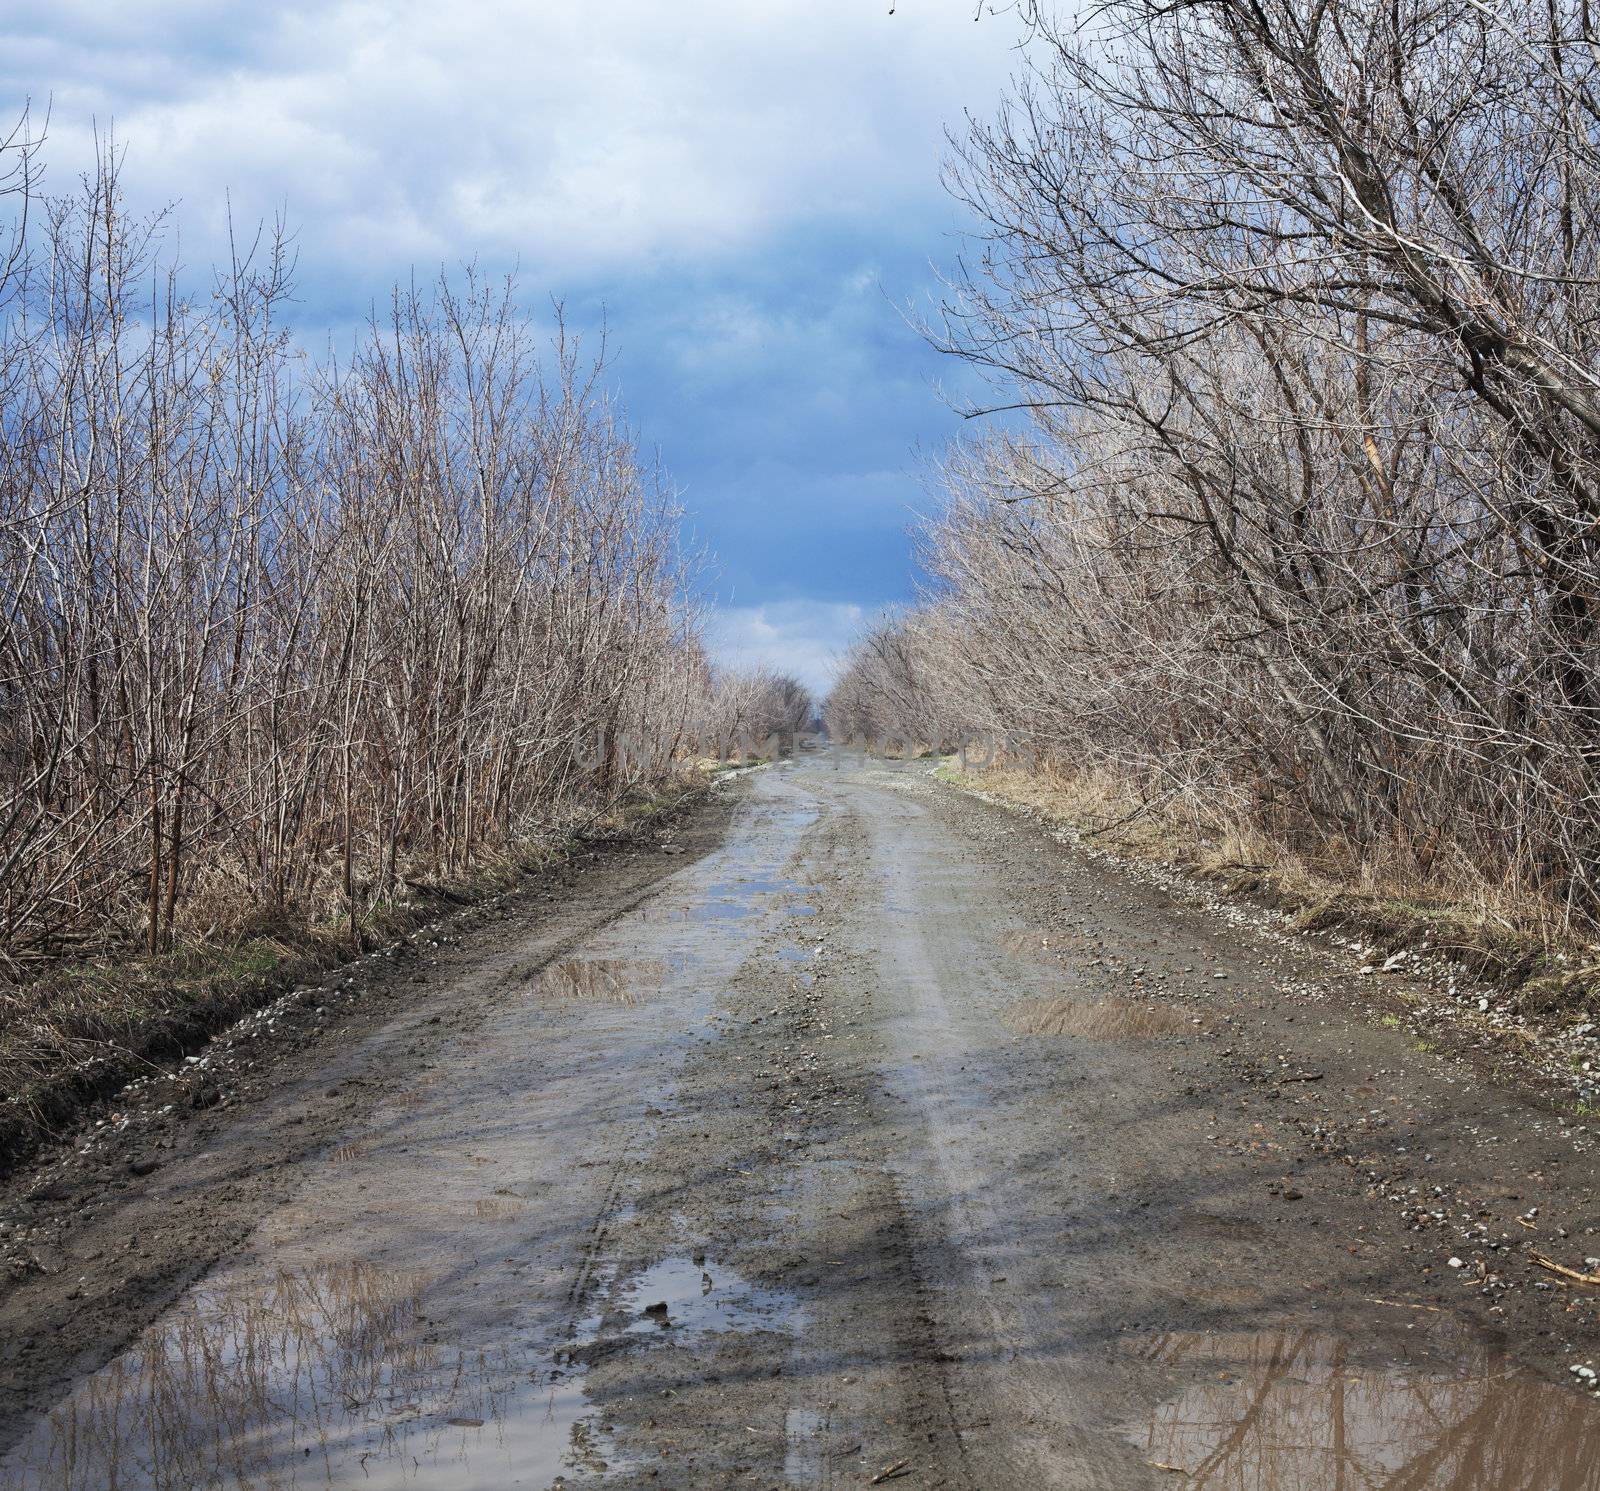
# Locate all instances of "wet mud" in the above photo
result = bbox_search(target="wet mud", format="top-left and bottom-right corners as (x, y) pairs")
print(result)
(1, 759), (1598, 1488)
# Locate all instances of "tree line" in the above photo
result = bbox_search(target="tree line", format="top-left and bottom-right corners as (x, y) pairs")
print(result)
(830, 0), (1600, 931)
(0, 136), (808, 970)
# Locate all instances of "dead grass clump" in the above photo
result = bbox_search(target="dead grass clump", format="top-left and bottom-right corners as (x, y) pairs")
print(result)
(967, 763), (1600, 1013)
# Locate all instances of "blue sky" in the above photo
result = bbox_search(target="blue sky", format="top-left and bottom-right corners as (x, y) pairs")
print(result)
(5, 1), (1027, 695)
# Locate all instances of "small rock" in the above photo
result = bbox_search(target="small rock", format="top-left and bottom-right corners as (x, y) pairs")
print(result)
(129, 1157), (160, 1178)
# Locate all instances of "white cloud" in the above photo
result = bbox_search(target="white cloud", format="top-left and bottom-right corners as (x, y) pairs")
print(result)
(709, 599), (871, 699)
(4, 2), (1022, 621)
(7, 0), (1025, 284)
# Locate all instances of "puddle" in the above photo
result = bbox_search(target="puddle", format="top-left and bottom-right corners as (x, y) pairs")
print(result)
(534, 957), (667, 1002)
(1128, 1329), (1600, 1488)
(1005, 996), (1194, 1038)
(688, 897), (759, 921)
(789, 903), (819, 917)
(0, 1259), (628, 1491)
(778, 946), (814, 963)
(783, 1406), (825, 1484)
(617, 1256), (800, 1339)
(640, 876), (814, 925)
(710, 876), (808, 896)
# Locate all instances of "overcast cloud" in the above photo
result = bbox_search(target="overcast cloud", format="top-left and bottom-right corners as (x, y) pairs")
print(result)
(5, 1), (1025, 696)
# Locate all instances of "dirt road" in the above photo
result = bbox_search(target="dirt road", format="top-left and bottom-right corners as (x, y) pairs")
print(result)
(3, 757), (1600, 1488)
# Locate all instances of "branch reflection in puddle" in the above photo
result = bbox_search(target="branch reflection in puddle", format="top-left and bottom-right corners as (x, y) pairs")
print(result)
(1130, 1328), (1600, 1489)
(2, 1260), (607, 1490)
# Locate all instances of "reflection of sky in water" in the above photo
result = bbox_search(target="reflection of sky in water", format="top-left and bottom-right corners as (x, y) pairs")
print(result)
(618, 1256), (801, 1340)
(1, 1249), (804, 1491)
(0, 1262), (603, 1490)
(1133, 1330), (1600, 1490)
(678, 879), (813, 924)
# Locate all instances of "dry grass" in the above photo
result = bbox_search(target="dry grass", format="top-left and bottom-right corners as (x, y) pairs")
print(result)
(956, 761), (1600, 1014)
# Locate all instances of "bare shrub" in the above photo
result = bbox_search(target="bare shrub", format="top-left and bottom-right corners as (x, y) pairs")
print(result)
(697, 666), (815, 757)
(833, 0), (1600, 938)
(0, 144), (714, 971)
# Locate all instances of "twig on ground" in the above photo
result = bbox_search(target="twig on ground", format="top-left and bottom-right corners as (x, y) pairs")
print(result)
(1531, 1253), (1600, 1286)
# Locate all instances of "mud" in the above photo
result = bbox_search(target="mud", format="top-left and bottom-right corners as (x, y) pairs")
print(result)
(2, 757), (1599, 1488)
(535, 957), (671, 1002)
(1004, 993), (1197, 1037)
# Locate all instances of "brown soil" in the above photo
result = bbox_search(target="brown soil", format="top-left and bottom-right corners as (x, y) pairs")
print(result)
(1, 758), (1598, 1490)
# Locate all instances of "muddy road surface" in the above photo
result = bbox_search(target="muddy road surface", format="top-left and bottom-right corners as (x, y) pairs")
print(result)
(3, 757), (1600, 1489)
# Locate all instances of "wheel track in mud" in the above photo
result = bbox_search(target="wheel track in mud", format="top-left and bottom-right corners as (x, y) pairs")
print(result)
(6, 762), (1600, 1490)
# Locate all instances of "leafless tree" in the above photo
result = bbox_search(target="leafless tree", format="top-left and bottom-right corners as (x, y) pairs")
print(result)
(0, 144), (721, 969)
(837, 0), (1600, 931)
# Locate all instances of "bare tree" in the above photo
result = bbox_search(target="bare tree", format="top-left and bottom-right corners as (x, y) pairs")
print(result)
(837, 0), (1600, 932)
(0, 143), (721, 969)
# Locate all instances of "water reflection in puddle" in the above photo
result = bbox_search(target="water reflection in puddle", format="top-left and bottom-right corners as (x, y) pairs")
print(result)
(0, 1261), (609, 1491)
(712, 877), (808, 897)
(685, 897), (758, 922)
(643, 876), (814, 926)
(619, 1256), (801, 1339)
(1129, 1329), (1600, 1489)
(783, 1406), (824, 1484)
(534, 957), (668, 1002)
(2, 1250), (804, 1491)
(1006, 995), (1195, 1038)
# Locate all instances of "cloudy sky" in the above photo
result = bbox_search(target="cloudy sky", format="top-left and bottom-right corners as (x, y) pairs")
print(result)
(6, 1), (1027, 696)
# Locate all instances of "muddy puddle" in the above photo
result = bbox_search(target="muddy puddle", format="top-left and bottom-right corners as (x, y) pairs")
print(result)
(1127, 1328), (1600, 1488)
(617, 1255), (800, 1339)
(783, 1406), (825, 1483)
(534, 956), (670, 1002)
(0, 1260), (611, 1491)
(0, 1247), (803, 1491)
(642, 873), (814, 925)
(1006, 995), (1196, 1038)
